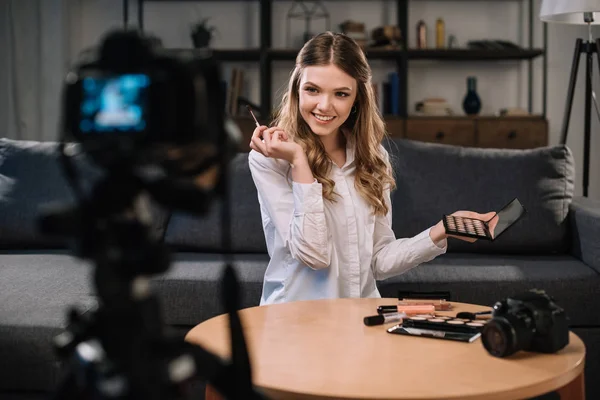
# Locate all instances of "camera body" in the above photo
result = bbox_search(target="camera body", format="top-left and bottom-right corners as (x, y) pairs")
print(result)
(61, 29), (236, 172)
(482, 289), (569, 357)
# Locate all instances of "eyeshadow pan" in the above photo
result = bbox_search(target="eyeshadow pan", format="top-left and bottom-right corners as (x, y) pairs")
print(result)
(467, 322), (484, 327)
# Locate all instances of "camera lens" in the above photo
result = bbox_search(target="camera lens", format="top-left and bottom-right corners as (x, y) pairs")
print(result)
(482, 313), (534, 357)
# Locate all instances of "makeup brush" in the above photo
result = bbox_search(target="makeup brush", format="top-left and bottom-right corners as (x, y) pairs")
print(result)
(247, 105), (260, 128)
(456, 311), (492, 320)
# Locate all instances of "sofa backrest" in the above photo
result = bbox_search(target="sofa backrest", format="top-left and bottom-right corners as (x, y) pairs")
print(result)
(0, 138), (170, 249)
(166, 138), (575, 255)
(384, 138), (575, 254)
(2, 136), (573, 255)
(164, 152), (266, 253)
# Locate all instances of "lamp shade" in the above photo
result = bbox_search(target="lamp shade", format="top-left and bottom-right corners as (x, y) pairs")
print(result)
(540, 0), (600, 24)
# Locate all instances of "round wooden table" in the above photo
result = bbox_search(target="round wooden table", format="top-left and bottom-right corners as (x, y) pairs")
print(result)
(185, 298), (586, 400)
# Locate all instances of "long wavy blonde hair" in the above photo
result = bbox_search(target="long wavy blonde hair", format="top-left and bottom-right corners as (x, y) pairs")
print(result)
(271, 31), (396, 216)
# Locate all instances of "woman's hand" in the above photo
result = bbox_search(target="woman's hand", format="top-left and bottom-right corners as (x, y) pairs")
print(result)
(430, 210), (497, 243)
(250, 125), (304, 165)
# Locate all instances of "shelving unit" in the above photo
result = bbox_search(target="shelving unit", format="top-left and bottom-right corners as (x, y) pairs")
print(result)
(124, 0), (549, 149)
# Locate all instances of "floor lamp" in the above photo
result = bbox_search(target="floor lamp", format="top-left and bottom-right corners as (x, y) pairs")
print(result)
(540, 0), (600, 197)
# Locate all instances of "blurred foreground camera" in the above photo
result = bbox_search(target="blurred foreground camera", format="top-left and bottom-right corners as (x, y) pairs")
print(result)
(43, 29), (266, 400)
(62, 29), (239, 186)
(481, 289), (569, 358)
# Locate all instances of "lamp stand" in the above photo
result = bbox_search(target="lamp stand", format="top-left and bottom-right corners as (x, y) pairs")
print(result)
(561, 38), (600, 197)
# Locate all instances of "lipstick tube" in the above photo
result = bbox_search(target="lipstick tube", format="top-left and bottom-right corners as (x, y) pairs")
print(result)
(364, 312), (407, 326)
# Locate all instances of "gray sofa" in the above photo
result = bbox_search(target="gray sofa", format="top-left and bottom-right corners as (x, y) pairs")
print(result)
(1, 137), (599, 399)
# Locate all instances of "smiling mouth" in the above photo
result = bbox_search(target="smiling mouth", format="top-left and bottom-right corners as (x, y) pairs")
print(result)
(312, 113), (336, 122)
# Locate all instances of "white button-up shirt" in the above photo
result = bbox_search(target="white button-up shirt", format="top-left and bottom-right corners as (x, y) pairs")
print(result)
(248, 141), (447, 305)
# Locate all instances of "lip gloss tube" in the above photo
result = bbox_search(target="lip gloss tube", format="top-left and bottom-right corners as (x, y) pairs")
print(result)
(364, 312), (407, 326)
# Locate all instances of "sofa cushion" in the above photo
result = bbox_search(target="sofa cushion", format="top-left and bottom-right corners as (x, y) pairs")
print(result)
(377, 253), (599, 326)
(164, 153), (266, 253)
(384, 138), (575, 254)
(0, 138), (170, 249)
(0, 251), (96, 392)
(149, 252), (598, 328)
(150, 253), (269, 326)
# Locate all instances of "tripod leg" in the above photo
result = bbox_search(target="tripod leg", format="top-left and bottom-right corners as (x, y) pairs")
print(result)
(596, 39), (600, 75)
(561, 39), (583, 145)
(582, 47), (595, 197)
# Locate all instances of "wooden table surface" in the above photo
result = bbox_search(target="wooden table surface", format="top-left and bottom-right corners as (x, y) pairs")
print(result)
(186, 298), (586, 400)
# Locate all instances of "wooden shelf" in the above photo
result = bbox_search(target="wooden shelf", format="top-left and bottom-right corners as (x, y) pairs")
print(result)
(408, 48), (544, 60)
(133, 0), (548, 121)
(159, 48), (261, 61)
(269, 48), (407, 61)
(361, 48), (406, 60)
(257, 48), (545, 62)
(212, 49), (261, 61)
(163, 47), (543, 62)
(268, 49), (299, 61)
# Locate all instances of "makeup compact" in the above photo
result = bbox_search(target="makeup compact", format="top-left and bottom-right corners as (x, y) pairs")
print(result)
(387, 313), (489, 343)
(442, 197), (526, 241)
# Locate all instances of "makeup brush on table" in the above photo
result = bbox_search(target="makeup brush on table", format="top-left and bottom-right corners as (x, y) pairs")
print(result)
(455, 311), (492, 320)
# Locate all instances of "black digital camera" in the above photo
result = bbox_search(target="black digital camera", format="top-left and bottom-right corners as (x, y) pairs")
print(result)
(481, 289), (569, 357)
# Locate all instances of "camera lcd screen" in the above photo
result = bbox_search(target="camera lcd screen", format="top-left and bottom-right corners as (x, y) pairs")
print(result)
(79, 74), (150, 133)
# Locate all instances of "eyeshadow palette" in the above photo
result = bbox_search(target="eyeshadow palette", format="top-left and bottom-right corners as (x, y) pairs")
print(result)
(443, 215), (491, 240)
(386, 314), (489, 343)
(402, 315), (488, 333)
(442, 197), (527, 241)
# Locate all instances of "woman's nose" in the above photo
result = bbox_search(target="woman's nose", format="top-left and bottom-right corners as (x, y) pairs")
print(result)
(317, 95), (332, 111)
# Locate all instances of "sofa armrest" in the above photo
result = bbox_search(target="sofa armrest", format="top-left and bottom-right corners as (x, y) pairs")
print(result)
(569, 196), (600, 273)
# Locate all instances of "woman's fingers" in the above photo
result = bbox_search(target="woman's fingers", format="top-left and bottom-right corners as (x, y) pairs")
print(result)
(251, 125), (267, 140)
(251, 125), (289, 158)
(272, 129), (281, 146)
(263, 128), (273, 156)
(278, 130), (288, 141)
(251, 125), (268, 155)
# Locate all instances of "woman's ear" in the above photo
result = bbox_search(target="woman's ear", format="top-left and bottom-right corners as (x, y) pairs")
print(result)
(343, 103), (359, 129)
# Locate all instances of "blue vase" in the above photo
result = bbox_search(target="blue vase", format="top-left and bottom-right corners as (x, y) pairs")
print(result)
(462, 76), (482, 115)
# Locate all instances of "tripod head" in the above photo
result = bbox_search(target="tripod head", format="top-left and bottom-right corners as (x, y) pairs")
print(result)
(38, 28), (268, 399)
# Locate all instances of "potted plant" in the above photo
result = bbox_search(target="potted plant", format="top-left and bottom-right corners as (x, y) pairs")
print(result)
(191, 18), (217, 49)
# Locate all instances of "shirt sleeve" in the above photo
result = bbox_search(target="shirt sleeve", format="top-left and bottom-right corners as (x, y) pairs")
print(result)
(371, 187), (447, 281)
(248, 150), (331, 269)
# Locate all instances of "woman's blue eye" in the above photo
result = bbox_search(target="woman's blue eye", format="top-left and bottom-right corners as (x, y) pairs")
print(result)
(305, 87), (317, 93)
(337, 92), (349, 97)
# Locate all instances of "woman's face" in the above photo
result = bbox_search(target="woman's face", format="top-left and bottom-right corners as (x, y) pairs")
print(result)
(298, 64), (358, 139)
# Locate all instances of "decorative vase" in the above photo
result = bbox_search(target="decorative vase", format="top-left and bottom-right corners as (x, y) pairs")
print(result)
(191, 29), (211, 48)
(462, 76), (482, 115)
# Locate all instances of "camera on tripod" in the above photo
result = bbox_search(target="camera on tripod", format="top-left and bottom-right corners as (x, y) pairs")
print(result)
(41, 28), (267, 400)
(62, 29), (238, 176)
(481, 289), (570, 358)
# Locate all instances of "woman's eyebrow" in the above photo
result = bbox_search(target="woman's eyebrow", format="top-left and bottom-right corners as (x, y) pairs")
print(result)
(303, 81), (352, 91)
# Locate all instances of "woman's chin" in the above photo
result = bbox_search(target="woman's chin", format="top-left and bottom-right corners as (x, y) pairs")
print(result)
(308, 122), (340, 136)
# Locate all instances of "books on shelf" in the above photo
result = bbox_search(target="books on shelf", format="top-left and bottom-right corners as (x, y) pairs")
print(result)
(373, 71), (401, 116)
(224, 67), (244, 117)
(221, 67), (263, 119)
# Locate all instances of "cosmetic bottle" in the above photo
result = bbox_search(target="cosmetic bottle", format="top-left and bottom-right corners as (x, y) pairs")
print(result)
(436, 18), (445, 48)
(416, 20), (427, 49)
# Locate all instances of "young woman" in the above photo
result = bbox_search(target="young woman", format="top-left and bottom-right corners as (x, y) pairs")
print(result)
(248, 31), (495, 305)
